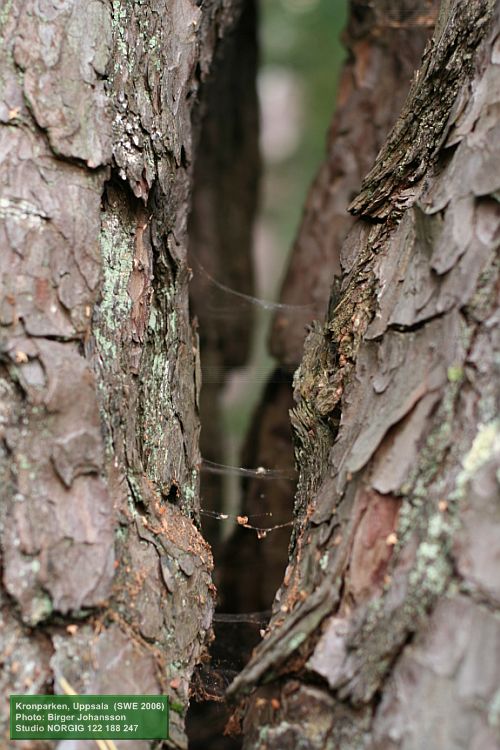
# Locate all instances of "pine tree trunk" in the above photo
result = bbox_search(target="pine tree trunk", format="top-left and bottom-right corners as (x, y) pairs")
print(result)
(228, 2), (500, 749)
(0, 2), (255, 748)
(2, 1), (499, 749)
(219, 0), (441, 620)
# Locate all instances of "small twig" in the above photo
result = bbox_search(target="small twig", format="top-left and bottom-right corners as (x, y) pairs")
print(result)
(58, 676), (118, 750)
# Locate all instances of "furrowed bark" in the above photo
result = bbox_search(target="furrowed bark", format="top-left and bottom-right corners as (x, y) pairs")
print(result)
(0, 2), (253, 748)
(219, 0), (439, 622)
(271, 0), (440, 368)
(229, 2), (500, 749)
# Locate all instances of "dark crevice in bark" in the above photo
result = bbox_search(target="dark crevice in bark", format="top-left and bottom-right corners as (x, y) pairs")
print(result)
(186, 1), (264, 747)
(385, 308), (449, 333)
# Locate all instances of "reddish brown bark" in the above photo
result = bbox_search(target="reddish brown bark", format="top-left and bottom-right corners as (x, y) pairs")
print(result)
(0, 2), (256, 748)
(219, 0), (440, 622)
(229, 3), (500, 750)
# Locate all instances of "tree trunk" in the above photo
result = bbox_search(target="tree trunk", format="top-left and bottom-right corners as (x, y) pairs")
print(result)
(218, 0), (440, 620)
(1, 1), (499, 750)
(0, 2), (255, 749)
(228, 2), (500, 749)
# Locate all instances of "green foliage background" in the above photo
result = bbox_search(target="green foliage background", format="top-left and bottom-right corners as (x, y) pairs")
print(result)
(224, 0), (347, 460)
(261, 0), (347, 253)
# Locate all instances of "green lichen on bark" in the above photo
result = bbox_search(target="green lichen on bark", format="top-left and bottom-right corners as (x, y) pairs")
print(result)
(0, 1), (250, 747)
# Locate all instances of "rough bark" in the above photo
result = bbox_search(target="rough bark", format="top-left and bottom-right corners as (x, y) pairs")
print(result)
(2, 1), (499, 749)
(229, 2), (500, 749)
(271, 0), (440, 369)
(0, 2), (253, 749)
(220, 0), (440, 620)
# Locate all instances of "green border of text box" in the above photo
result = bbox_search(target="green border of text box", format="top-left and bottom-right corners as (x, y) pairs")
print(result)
(10, 694), (169, 740)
